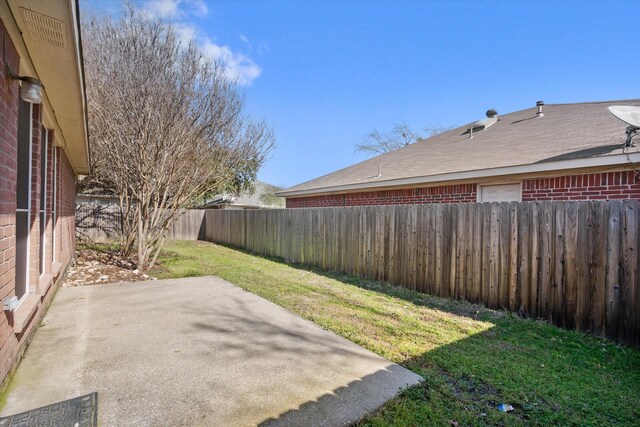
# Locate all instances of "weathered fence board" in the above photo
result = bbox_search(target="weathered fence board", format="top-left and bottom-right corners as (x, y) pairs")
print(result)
(203, 201), (640, 347)
(76, 205), (206, 242)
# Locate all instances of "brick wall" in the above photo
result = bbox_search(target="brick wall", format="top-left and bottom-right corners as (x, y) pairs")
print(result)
(522, 171), (640, 201)
(286, 184), (477, 208)
(0, 19), (20, 308)
(44, 131), (53, 273)
(29, 104), (41, 290)
(0, 19), (20, 388)
(286, 171), (640, 208)
(0, 22), (79, 385)
(0, 141), (77, 386)
(57, 149), (76, 268)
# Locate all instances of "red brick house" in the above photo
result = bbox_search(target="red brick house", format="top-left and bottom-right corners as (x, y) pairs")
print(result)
(0, 0), (88, 383)
(279, 100), (640, 207)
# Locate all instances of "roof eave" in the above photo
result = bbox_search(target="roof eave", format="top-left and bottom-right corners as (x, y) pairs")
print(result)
(3, 0), (90, 175)
(278, 152), (640, 198)
(72, 0), (90, 175)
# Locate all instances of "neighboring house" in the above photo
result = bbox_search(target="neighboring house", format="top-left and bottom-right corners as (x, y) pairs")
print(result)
(202, 181), (285, 210)
(0, 1), (88, 383)
(278, 99), (640, 207)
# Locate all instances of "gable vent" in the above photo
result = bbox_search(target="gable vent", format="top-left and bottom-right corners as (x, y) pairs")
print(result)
(20, 8), (67, 49)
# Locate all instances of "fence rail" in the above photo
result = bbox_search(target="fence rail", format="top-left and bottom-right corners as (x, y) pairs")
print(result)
(76, 205), (206, 242)
(203, 201), (640, 347)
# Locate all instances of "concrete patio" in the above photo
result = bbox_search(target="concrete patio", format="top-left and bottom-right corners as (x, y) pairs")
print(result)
(0, 276), (422, 426)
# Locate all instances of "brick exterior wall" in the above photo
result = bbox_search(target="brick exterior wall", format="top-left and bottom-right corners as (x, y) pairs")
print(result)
(286, 184), (477, 208)
(286, 171), (640, 208)
(29, 104), (41, 290)
(0, 19), (20, 306)
(0, 22), (78, 385)
(57, 149), (77, 269)
(521, 171), (640, 201)
(44, 131), (53, 276)
(0, 19), (20, 387)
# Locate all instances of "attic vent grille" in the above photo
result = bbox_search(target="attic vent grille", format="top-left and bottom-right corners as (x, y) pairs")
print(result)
(19, 8), (67, 48)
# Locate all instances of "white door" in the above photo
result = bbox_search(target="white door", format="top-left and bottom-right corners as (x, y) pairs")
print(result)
(479, 183), (521, 202)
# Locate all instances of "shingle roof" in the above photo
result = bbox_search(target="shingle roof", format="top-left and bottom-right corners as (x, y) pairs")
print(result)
(280, 99), (640, 197)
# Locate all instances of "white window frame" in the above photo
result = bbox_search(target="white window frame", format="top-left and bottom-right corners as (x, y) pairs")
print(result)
(476, 182), (522, 203)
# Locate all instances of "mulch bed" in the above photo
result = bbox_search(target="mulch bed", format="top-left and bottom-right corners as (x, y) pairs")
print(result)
(64, 247), (156, 286)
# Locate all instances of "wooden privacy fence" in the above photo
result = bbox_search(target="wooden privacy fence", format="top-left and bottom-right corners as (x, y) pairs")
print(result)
(203, 201), (640, 347)
(76, 205), (206, 242)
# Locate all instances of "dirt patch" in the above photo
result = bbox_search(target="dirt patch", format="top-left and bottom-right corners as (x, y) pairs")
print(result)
(64, 247), (156, 286)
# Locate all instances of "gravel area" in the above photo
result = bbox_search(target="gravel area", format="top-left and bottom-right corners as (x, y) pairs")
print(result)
(64, 247), (156, 286)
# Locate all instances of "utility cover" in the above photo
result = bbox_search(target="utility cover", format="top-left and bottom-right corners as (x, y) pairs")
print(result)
(0, 393), (97, 427)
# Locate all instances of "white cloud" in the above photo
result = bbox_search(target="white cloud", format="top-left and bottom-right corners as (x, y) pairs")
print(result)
(141, 0), (208, 19)
(142, 0), (180, 18)
(174, 22), (198, 45)
(137, 0), (260, 85)
(203, 41), (261, 86)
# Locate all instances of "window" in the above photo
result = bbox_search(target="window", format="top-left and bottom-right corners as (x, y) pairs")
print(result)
(478, 183), (522, 203)
(39, 126), (48, 275)
(16, 99), (32, 300)
(52, 145), (57, 263)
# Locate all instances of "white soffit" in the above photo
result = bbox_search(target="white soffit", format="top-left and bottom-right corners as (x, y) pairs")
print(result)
(5, 0), (89, 175)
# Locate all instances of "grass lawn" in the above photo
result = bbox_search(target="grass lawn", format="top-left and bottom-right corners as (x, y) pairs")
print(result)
(150, 240), (640, 426)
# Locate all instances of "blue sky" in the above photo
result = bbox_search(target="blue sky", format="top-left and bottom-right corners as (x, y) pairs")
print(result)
(89, 0), (639, 188)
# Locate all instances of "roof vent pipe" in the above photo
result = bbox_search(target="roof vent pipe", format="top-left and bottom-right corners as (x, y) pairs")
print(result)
(536, 101), (544, 118)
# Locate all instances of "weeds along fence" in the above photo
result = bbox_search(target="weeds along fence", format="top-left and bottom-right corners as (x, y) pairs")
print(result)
(76, 205), (206, 242)
(203, 200), (640, 347)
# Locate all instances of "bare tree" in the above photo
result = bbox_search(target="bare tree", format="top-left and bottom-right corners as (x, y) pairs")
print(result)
(83, 7), (275, 270)
(355, 123), (418, 156)
(422, 125), (455, 138)
(355, 123), (454, 156)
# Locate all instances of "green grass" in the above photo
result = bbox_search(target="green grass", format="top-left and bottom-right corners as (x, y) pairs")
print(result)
(151, 240), (640, 426)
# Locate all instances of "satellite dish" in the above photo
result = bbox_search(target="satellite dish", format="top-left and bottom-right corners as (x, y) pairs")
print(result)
(608, 106), (640, 128)
(608, 106), (640, 147)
